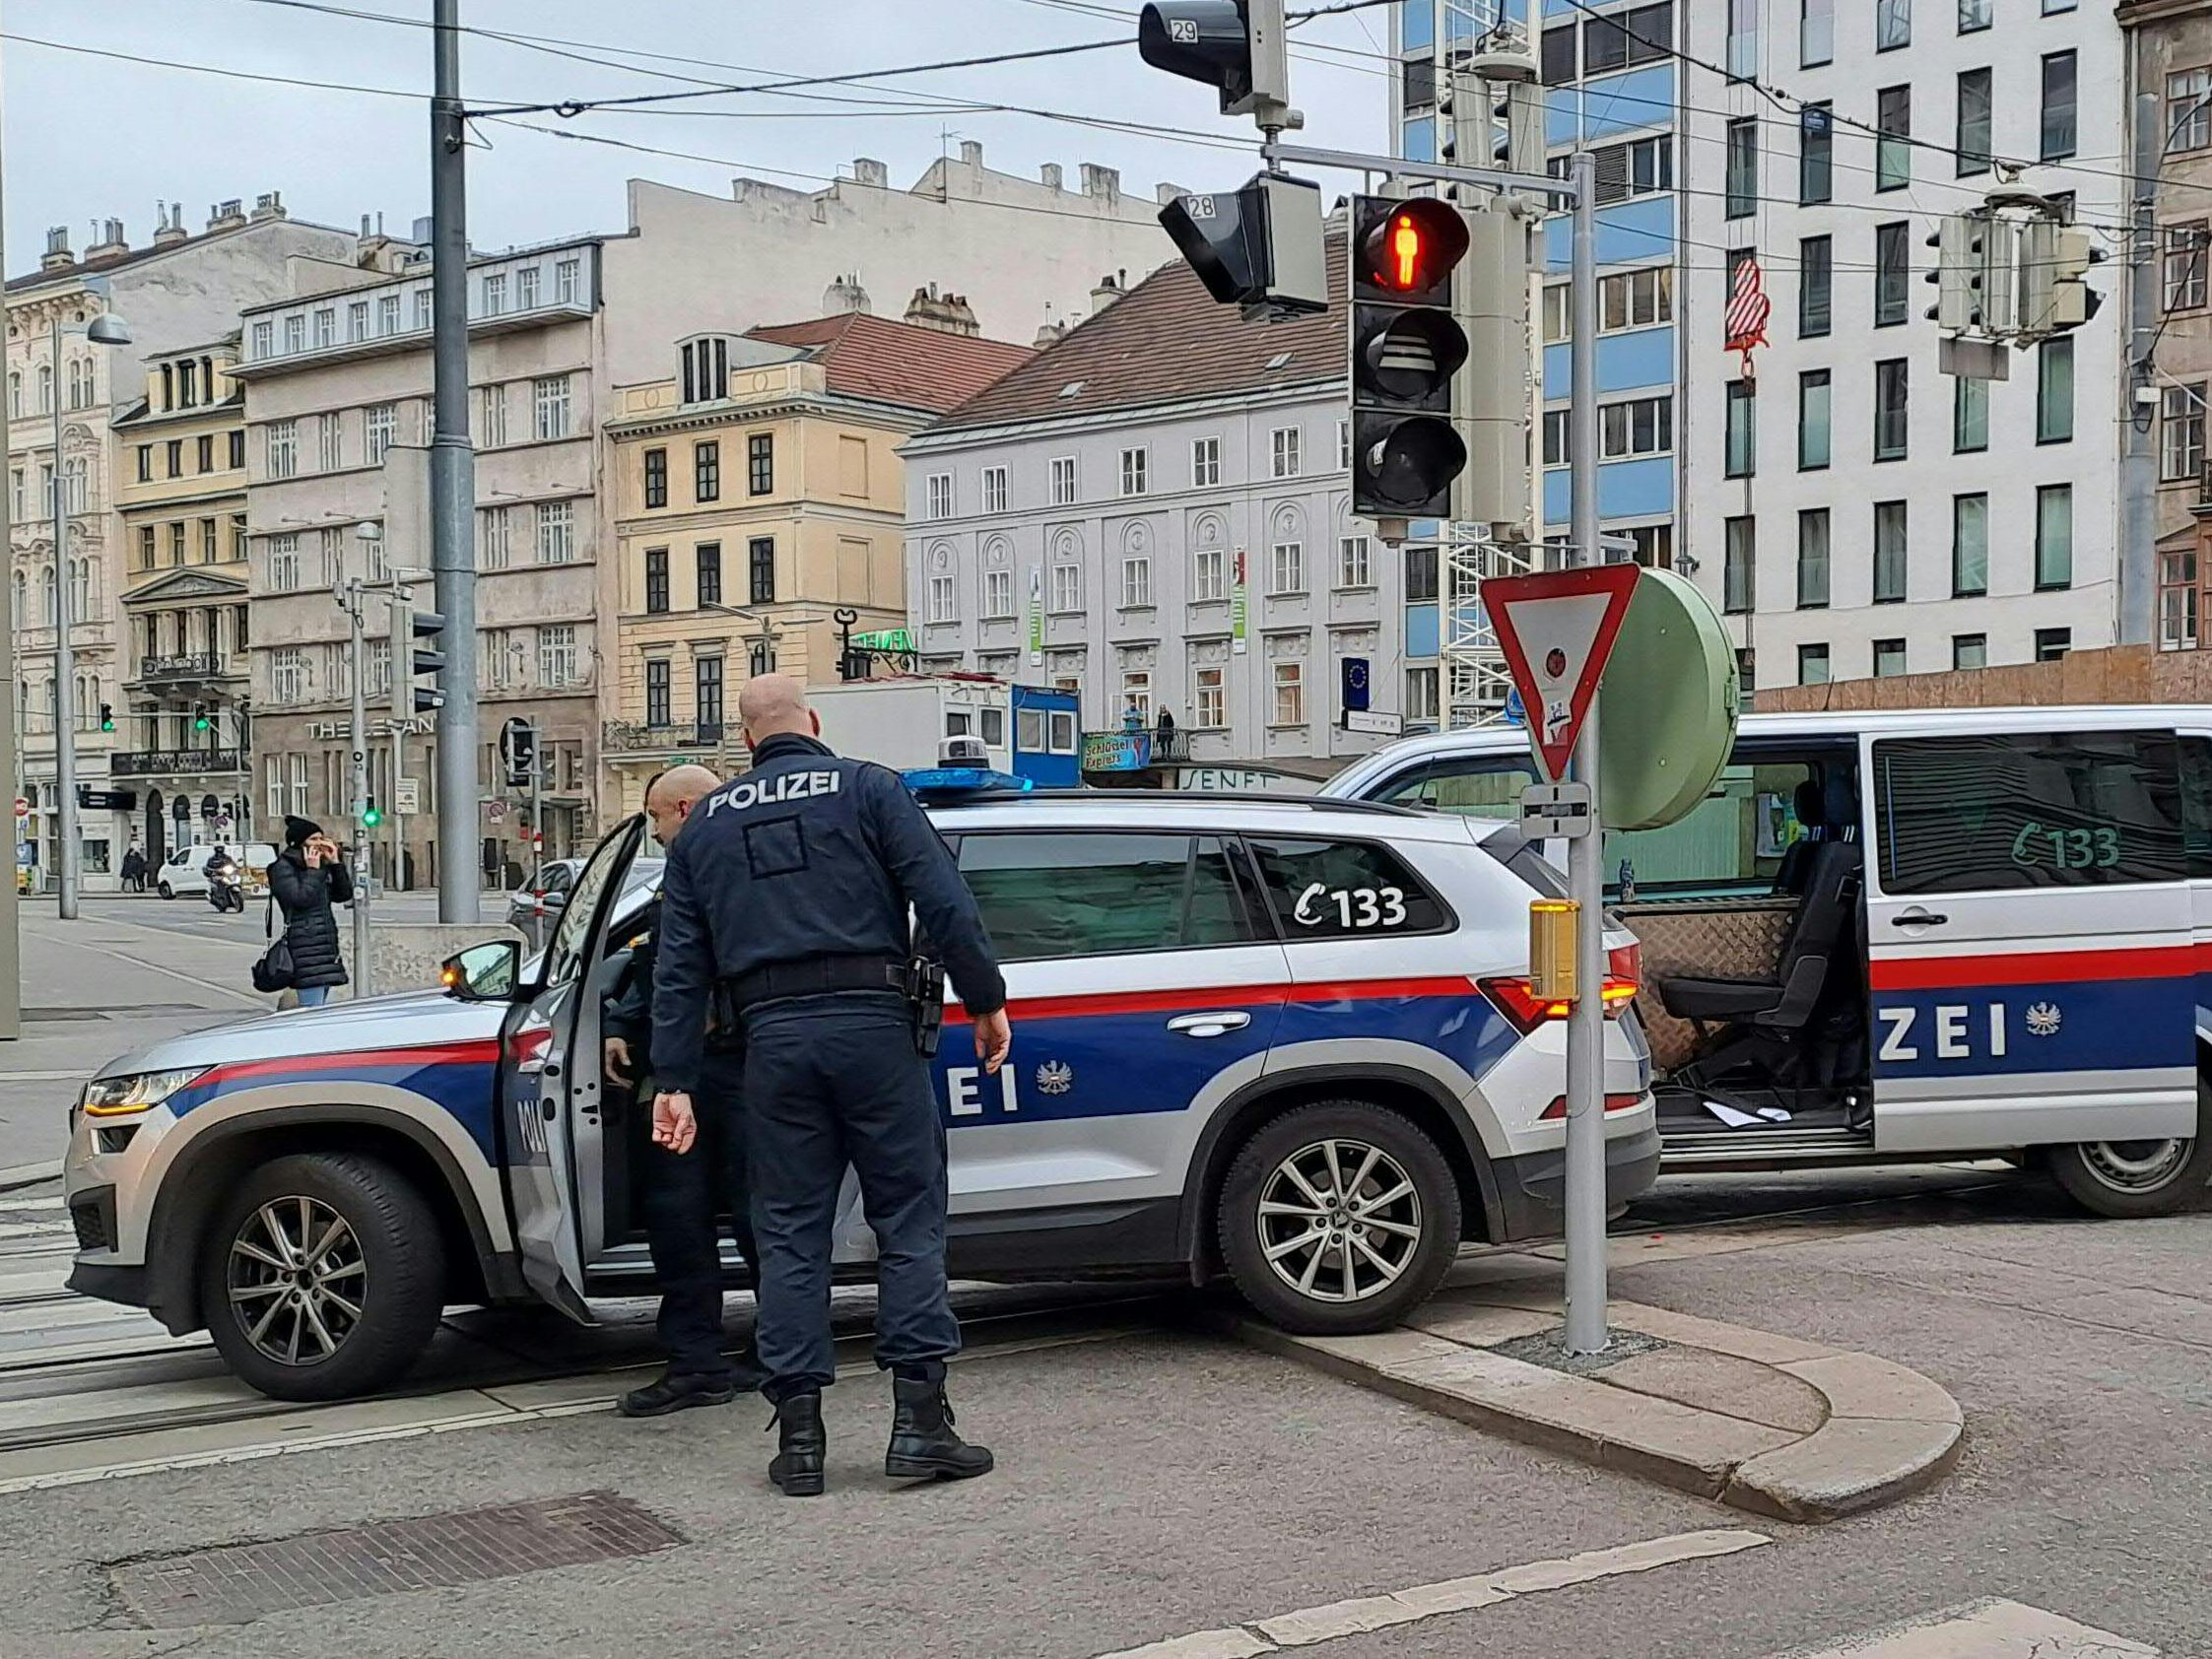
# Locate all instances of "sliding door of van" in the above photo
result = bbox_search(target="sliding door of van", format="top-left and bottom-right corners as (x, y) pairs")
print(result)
(1860, 727), (2197, 1153)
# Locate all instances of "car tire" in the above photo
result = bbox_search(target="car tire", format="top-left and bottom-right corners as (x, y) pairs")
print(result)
(1217, 1099), (1460, 1336)
(158, 882), (173, 899)
(197, 1152), (447, 1402)
(2045, 1076), (2212, 1220)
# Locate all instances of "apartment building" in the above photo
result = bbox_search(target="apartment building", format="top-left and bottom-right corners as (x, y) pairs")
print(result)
(902, 250), (1409, 774)
(602, 308), (1030, 811)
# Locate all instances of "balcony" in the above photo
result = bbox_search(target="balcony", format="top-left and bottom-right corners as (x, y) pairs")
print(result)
(112, 747), (244, 778)
(602, 720), (729, 756)
(1080, 727), (1193, 772)
(136, 652), (232, 687)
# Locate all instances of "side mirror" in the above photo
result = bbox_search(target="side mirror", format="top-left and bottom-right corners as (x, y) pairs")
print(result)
(440, 939), (522, 1002)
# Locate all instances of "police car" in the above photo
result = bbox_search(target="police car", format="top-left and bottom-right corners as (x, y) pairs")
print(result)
(1326, 705), (2212, 1218)
(61, 793), (1658, 1402)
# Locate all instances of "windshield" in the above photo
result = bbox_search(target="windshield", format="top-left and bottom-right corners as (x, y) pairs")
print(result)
(543, 819), (645, 989)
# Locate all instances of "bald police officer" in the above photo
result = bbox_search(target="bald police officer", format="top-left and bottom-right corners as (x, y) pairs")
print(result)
(651, 675), (1012, 1498)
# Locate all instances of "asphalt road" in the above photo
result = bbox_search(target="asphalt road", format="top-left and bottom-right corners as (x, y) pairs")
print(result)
(0, 1170), (2205, 1658)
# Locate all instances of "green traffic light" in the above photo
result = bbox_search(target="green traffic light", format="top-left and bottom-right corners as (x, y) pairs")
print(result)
(363, 805), (384, 829)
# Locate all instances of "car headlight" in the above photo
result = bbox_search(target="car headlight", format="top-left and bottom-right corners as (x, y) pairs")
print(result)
(80, 1067), (209, 1118)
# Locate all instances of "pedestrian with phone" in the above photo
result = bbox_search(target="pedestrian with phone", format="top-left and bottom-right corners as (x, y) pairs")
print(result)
(268, 816), (354, 1008)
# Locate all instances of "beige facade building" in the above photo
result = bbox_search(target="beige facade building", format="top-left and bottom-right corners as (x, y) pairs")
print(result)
(111, 339), (252, 864)
(602, 310), (1030, 811)
(6, 197), (357, 891)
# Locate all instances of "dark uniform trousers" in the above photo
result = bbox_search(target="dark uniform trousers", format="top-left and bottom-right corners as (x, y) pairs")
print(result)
(640, 1042), (758, 1383)
(743, 989), (962, 1397)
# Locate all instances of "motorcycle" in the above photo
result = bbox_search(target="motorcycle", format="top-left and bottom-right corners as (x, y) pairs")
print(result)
(206, 866), (244, 914)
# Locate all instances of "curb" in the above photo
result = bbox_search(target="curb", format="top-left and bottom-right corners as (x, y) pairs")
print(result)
(1222, 1296), (1962, 1525)
(0, 1161), (62, 1195)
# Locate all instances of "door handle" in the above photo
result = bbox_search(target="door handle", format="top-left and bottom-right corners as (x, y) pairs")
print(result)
(1890, 908), (1948, 928)
(1167, 1011), (1251, 1037)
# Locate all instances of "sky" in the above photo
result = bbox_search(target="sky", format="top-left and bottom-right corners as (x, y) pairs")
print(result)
(3, 0), (1396, 273)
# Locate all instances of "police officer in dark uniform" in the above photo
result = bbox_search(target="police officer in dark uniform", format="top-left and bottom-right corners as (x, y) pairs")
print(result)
(651, 674), (1012, 1497)
(605, 763), (762, 1417)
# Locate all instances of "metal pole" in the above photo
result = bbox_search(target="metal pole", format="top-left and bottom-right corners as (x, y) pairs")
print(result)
(345, 582), (371, 997)
(0, 10), (19, 1035)
(49, 317), (79, 921)
(529, 750), (543, 892)
(430, 0), (479, 922)
(1561, 149), (1608, 1356)
(2120, 89), (2161, 648)
(387, 586), (407, 893)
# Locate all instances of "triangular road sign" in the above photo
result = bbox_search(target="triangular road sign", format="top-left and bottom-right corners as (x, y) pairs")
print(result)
(1481, 565), (1642, 782)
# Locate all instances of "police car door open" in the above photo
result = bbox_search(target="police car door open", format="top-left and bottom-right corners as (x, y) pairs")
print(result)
(1859, 727), (2198, 1153)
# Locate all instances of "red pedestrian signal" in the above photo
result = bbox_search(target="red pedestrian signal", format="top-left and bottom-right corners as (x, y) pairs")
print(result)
(1348, 195), (1474, 519)
(1355, 198), (1468, 306)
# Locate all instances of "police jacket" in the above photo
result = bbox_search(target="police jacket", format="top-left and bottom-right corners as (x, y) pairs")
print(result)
(601, 893), (660, 1057)
(650, 732), (1006, 1093)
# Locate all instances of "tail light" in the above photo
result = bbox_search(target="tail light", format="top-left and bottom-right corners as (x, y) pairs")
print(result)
(1539, 1093), (1646, 1120)
(1608, 940), (1642, 992)
(1479, 974), (1639, 1033)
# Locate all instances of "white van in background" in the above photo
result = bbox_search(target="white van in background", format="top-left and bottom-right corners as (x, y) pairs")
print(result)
(155, 842), (278, 899)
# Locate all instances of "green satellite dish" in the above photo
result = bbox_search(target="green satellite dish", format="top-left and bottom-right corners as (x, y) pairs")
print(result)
(1598, 568), (1737, 830)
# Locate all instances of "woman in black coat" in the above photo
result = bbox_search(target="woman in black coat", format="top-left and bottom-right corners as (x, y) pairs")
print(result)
(268, 816), (354, 1005)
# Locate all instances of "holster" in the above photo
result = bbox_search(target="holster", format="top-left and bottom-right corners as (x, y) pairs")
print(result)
(906, 956), (947, 1058)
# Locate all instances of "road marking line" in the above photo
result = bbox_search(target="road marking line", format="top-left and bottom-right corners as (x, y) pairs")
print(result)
(1760, 1598), (2157, 1656)
(1095, 1529), (1773, 1658)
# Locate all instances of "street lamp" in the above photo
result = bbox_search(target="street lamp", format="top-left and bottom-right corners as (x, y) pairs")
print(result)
(50, 309), (132, 921)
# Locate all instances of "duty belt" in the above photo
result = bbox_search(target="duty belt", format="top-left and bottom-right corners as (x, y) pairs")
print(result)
(722, 954), (912, 1013)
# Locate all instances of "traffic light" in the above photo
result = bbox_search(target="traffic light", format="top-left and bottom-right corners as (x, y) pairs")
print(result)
(2018, 218), (2105, 338)
(362, 800), (384, 830)
(1137, 0), (1294, 128)
(1925, 209), (2010, 335)
(98, 702), (114, 733)
(1457, 204), (1533, 530)
(500, 717), (538, 790)
(1348, 195), (1472, 520)
(1159, 171), (1327, 320)
(192, 702), (211, 733)
(391, 596), (445, 717)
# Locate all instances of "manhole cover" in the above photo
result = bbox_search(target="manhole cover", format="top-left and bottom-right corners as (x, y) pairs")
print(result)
(107, 1492), (683, 1627)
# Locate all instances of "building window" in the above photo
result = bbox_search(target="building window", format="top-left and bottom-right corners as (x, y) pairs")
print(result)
(479, 384), (508, 448)
(362, 403), (395, 466)
(2036, 484), (2073, 589)
(1797, 509), (1831, 609)
(516, 265), (540, 310)
(2163, 384), (2207, 481)
(983, 568), (1013, 618)
(532, 375), (572, 441)
(1192, 544), (1225, 603)
(1599, 393), (1674, 459)
(200, 518), (218, 564)
(747, 432), (772, 497)
(1954, 375), (1989, 453)
(2037, 337), (2074, 443)
(2165, 224), (2209, 311)
(268, 534), (301, 592)
(1597, 265), (1673, 331)
(1174, 663), (1221, 730)
(1951, 493), (1989, 596)
(1725, 118), (1758, 218)
(414, 290), (432, 331)
(1116, 446), (1150, 498)
(1121, 550), (1153, 608)
(377, 294), (401, 336)
(1269, 540), (1304, 594)
(479, 505), (512, 570)
(697, 655), (723, 731)
(1874, 500), (1909, 602)
(536, 500), (575, 564)
(1726, 0), (1759, 77)
(981, 465), (1008, 513)
(2035, 628), (2071, 663)
(2164, 550), (2203, 650)
(1799, 235), (1832, 337)
(283, 313), (304, 355)
(1338, 535), (1373, 590)
(316, 415), (344, 472)
(1051, 562), (1083, 614)
(265, 420), (298, 479)
(168, 522), (187, 566)
(482, 272), (507, 317)
(271, 647), (306, 704)
(1875, 223), (1910, 326)
(680, 336), (730, 405)
(1798, 369), (1832, 470)
(644, 658), (671, 727)
(1799, 104), (1832, 204)
(1798, 642), (1831, 686)
(928, 574), (957, 624)
(747, 537), (773, 605)
(1959, 0), (1989, 31)
(1956, 68), (1992, 175)
(163, 437), (182, 479)
(196, 433), (214, 473)
(695, 542), (722, 607)
(1723, 517), (1755, 614)
(1954, 632), (1987, 670)
(1724, 382), (1756, 478)
(1406, 544), (1438, 603)
(1271, 427), (1301, 479)
(1873, 638), (1908, 678)
(250, 320), (274, 358)
(229, 430), (245, 469)
(2043, 50), (2077, 162)
(135, 444), (153, 484)
(2169, 68), (2211, 155)
(695, 440), (720, 502)
(1877, 0), (1910, 48)
(556, 258), (580, 303)
(642, 446), (667, 508)
(1049, 456), (1078, 505)
(1876, 85), (1910, 190)
(1271, 660), (1305, 726)
(538, 626), (578, 688)
(1586, 134), (1674, 206)
(1874, 359), (1909, 460)
(1399, 664), (1437, 725)
(1191, 436), (1221, 488)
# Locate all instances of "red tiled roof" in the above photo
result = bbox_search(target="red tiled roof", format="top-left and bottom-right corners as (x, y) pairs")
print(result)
(745, 313), (1033, 415)
(924, 242), (1346, 434)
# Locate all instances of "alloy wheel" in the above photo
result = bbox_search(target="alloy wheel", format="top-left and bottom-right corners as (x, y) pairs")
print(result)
(226, 1196), (369, 1366)
(1254, 1137), (1422, 1303)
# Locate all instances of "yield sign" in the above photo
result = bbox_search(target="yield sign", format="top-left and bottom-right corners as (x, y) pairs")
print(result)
(1481, 565), (1642, 782)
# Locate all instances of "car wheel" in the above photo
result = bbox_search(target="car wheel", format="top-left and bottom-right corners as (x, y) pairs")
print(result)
(158, 882), (173, 899)
(197, 1152), (447, 1402)
(2046, 1076), (2212, 1220)
(1217, 1099), (1460, 1336)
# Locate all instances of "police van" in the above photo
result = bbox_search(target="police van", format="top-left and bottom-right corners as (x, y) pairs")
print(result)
(61, 793), (1657, 1402)
(1325, 706), (2212, 1219)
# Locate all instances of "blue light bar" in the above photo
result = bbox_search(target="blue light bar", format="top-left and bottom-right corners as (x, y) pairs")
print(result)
(901, 766), (1035, 803)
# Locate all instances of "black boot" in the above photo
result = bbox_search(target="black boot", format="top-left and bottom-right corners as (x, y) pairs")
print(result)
(768, 1390), (827, 1497)
(885, 1373), (994, 1482)
(618, 1371), (737, 1419)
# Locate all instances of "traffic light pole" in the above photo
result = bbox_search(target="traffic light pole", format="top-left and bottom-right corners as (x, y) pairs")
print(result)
(1561, 149), (1607, 1357)
(338, 579), (372, 999)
